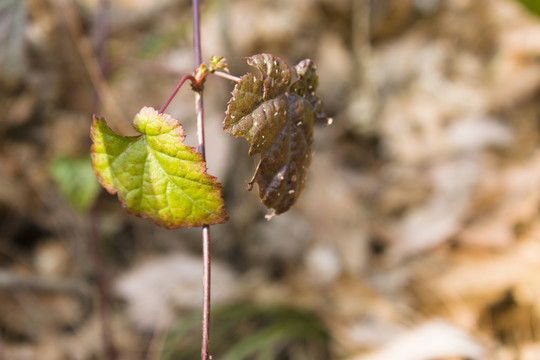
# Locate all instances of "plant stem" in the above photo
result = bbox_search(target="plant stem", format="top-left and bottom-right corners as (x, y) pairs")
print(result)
(193, 0), (202, 68)
(192, 1), (212, 360)
(213, 70), (241, 83)
(201, 224), (211, 360)
(159, 74), (195, 114)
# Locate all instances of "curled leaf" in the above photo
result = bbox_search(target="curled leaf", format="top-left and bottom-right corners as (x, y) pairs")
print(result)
(91, 107), (227, 228)
(224, 54), (329, 215)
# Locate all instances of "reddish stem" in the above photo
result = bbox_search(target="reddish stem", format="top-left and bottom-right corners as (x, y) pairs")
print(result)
(201, 224), (211, 360)
(213, 70), (241, 83)
(191, 1), (212, 360)
(159, 74), (195, 114)
(193, 0), (203, 68)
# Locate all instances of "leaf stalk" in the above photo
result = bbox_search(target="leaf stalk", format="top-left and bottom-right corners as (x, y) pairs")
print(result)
(213, 70), (241, 83)
(159, 74), (196, 114)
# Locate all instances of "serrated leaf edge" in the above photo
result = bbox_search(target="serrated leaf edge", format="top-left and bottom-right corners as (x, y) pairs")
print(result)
(223, 54), (324, 215)
(90, 112), (228, 228)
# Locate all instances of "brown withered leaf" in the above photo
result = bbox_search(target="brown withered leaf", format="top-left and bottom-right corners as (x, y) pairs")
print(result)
(224, 54), (329, 215)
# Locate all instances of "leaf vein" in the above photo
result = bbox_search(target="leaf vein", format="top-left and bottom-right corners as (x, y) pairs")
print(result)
(148, 146), (215, 216)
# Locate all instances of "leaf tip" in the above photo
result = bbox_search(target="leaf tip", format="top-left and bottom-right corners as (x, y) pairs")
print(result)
(264, 210), (276, 221)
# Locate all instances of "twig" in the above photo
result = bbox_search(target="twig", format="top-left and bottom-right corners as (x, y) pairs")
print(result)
(191, 1), (212, 360)
(55, 0), (130, 134)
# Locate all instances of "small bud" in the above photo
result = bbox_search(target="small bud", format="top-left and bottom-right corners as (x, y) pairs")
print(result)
(209, 55), (229, 73)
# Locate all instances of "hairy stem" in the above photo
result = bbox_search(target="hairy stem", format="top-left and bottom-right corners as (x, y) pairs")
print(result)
(192, 1), (212, 360)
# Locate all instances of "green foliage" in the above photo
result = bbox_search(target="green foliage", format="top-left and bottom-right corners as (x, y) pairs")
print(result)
(90, 107), (227, 228)
(224, 54), (329, 215)
(50, 155), (100, 212)
(517, 0), (540, 18)
(161, 303), (330, 360)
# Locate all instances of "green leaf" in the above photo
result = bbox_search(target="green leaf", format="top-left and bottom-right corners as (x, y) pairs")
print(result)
(90, 107), (227, 228)
(50, 155), (100, 212)
(224, 54), (329, 215)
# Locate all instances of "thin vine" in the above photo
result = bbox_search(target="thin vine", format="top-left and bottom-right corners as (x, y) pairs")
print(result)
(89, 1), (330, 358)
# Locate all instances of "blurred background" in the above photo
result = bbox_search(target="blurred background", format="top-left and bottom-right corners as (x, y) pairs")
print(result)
(2, 0), (540, 359)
